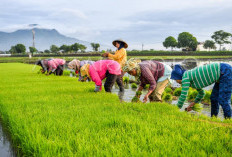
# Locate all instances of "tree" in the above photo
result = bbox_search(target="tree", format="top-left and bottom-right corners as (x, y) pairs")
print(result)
(211, 30), (232, 51)
(9, 44), (26, 54)
(29, 47), (37, 55)
(44, 49), (50, 53)
(91, 43), (100, 51)
(203, 40), (216, 51)
(177, 32), (198, 51)
(163, 36), (177, 51)
(9, 46), (17, 54)
(59, 45), (71, 53)
(79, 44), (87, 52)
(71, 43), (80, 52)
(50, 45), (59, 53)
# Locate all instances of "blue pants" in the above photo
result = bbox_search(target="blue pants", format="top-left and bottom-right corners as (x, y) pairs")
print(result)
(210, 63), (232, 118)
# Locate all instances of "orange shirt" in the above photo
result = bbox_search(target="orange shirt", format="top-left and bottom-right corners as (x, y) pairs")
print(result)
(108, 48), (127, 69)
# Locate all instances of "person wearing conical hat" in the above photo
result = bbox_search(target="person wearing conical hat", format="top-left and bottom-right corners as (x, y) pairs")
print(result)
(68, 59), (95, 81)
(123, 58), (172, 103)
(102, 39), (128, 92)
(80, 60), (122, 92)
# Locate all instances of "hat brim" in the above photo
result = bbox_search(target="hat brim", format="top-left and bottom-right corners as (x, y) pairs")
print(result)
(113, 40), (128, 48)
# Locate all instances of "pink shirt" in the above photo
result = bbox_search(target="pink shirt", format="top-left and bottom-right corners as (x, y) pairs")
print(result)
(48, 59), (66, 72)
(89, 60), (121, 88)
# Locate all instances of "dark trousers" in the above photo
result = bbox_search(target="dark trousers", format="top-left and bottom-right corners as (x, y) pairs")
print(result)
(104, 71), (118, 92)
(55, 65), (64, 76)
(116, 71), (124, 92)
(211, 63), (232, 118)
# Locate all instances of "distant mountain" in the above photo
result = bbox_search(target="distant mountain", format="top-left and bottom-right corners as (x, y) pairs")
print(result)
(0, 28), (91, 51)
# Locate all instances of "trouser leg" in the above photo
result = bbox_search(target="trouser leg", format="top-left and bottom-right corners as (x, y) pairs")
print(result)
(55, 65), (64, 76)
(218, 63), (232, 119)
(104, 72), (117, 92)
(149, 79), (169, 102)
(116, 71), (124, 92)
(210, 82), (220, 117)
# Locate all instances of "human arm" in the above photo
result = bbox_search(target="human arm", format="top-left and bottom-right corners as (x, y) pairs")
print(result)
(108, 49), (126, 60)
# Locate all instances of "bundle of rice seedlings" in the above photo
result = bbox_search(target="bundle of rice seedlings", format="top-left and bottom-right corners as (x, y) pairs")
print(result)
(173, 87), (182, 96)
(191, 103), (203, 112)
(164, 87), (173, 94)
(131, 83), (138, 89)
(162, 93), (173, 102)
(123, 77), (130, 84)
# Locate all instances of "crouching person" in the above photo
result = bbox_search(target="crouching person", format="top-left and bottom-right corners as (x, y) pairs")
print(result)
(171, 63), (232, 119)
(123, 58), (172, 103)
(80, 60), (122, 92)
(68, 59), (95, 81)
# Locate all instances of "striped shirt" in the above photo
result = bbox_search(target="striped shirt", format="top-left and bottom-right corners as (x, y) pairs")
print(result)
(139, 61), (164, 91)
(177, 63), (220, 108)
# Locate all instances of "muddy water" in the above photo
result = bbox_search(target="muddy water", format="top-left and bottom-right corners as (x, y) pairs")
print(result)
(0, 122), (15, 157)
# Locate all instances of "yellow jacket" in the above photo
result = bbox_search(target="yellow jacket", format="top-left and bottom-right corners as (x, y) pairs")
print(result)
(108, 48), (127, 69)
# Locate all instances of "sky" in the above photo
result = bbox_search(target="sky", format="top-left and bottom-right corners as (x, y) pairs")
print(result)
(0, 0), (232, 50)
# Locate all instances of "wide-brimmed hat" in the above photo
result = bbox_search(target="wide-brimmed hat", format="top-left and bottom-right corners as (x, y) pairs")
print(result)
(112, 39), (128, 48)
(80, 64), (90, 77)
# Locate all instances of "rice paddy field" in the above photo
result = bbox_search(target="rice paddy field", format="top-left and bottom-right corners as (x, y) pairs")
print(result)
(0, 63), (232, 156)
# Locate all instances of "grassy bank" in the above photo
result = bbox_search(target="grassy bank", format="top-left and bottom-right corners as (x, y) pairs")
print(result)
(0, 63), (232, 156)
(0, 56), (232, 63)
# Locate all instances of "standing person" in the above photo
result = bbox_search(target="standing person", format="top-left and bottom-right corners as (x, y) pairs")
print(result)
(171, 63), (232, 119)
(102, 39), (128, 92)
(80, 60), (121, 92)
(123, 58), (172, 103)
(68, 59), (95, 81)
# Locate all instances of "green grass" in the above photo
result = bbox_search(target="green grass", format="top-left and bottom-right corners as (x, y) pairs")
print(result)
(0, 63), (232, 156)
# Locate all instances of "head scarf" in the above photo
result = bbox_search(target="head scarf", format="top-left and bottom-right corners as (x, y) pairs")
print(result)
(80, 64), (90, 77)
(68, 59), (80, 71)
(123, 58), (142, 81)
(116, 41), (125, 50)
(170, 64), (186, 80)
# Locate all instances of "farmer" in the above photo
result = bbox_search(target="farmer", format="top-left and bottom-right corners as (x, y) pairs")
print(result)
(171, 63), (232, 119)
(36, 58), (66, 75)
(102, 39), (128, 92)
(68, 59), (95, 81)
(123, 58), (172, 103)
(80, 60), (121, 92)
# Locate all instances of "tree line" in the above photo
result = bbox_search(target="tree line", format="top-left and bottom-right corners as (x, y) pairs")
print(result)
(163, 30), (232, 51)
(8, 42), (101, 55)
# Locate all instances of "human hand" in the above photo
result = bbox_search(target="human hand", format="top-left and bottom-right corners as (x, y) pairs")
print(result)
(185, 102), (195, 112)
(143, 95), (149, 103)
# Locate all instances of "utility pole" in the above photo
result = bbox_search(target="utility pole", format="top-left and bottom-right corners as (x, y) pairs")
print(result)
(32, 29), (35, 48)
(142, 43), (144, 51)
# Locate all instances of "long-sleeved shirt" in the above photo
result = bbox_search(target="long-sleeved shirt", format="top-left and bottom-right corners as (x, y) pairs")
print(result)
(89, 60), (121, 89)
(139, 61), (165, 91)
(47, 59), (66, 72)
(108, 48), (127, 69)
(177, 63), (220, 108)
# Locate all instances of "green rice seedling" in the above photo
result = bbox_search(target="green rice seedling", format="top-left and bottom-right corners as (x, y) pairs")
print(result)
(173, 87), (182, 96)
(202, 90), (211, 105)
(135, 91), (142, 97)
(187, 90), (198, 101)
(1, 63), (232, 156)
(144, 84), (149, 90)
(131, 83), (138, 89)
(162, 93), (173, 102)
(63, 70), (70, 76)
(164, 87), (173, 94)
(191, 103), (203, 112)
(123, 77), (130, 84)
